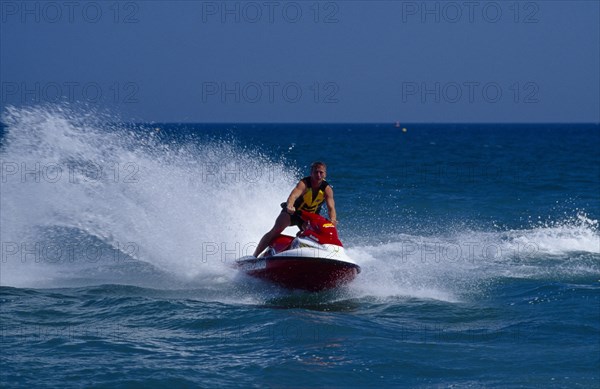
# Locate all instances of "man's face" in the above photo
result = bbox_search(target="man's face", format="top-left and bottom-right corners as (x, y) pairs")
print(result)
(311, 165), (326, 182)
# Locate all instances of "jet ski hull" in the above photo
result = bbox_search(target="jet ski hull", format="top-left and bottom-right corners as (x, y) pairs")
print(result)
(237, 210), (360, 291)
(237, 256), (360, 291)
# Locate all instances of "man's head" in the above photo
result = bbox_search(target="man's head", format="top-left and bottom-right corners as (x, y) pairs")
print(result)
(310, 161), (327, 183)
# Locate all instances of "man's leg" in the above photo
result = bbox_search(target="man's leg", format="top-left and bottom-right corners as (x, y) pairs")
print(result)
(253, 212), (291, 257)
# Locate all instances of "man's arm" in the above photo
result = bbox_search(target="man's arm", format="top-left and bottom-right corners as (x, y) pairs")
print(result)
(325, 186), (337, 224)
(286, 180), (306, 213)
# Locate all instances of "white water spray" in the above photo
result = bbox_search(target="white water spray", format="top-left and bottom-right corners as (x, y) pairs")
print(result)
(0, 105), (297, 288)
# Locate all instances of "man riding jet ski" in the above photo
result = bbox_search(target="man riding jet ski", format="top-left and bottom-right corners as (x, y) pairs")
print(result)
(237, 162), (360, 291)
(236, 209), (360, 291)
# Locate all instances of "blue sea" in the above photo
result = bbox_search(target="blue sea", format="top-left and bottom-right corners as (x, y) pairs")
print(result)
(1, 105), (599, 388)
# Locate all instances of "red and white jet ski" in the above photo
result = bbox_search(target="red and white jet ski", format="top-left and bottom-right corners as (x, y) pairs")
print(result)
(236, 210), (360, 291)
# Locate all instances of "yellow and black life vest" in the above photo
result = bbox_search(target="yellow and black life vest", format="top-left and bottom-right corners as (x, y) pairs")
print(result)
(293, 177), (330, 214)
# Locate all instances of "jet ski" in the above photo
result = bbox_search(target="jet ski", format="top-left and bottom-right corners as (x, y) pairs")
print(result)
(236, 210), (361, 291)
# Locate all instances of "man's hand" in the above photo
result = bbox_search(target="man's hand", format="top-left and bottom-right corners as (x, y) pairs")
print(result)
(286, 205), (296, 214)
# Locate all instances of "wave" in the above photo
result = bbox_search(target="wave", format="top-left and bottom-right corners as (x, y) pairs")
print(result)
(0, 105), (297, 290)
(348, 213), (599, 301)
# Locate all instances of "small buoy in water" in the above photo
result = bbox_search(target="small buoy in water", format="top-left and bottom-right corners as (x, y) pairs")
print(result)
(154, 128), (160, 132)
(402, 128), (407, 133)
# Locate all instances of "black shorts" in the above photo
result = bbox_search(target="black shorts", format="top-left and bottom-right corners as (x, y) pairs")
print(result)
(280, 202), (303, 228)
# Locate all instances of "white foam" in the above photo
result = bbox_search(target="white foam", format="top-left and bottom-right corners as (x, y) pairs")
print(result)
(506, 213), (599, 255)
(343, 215), (599, 301)
(1, 105), (297, 288)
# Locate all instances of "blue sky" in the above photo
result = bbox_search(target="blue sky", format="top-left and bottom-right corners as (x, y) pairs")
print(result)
(1, 1), (599, 123)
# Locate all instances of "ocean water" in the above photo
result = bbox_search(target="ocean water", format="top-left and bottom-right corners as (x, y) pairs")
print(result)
(1, 105), (599, 388)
